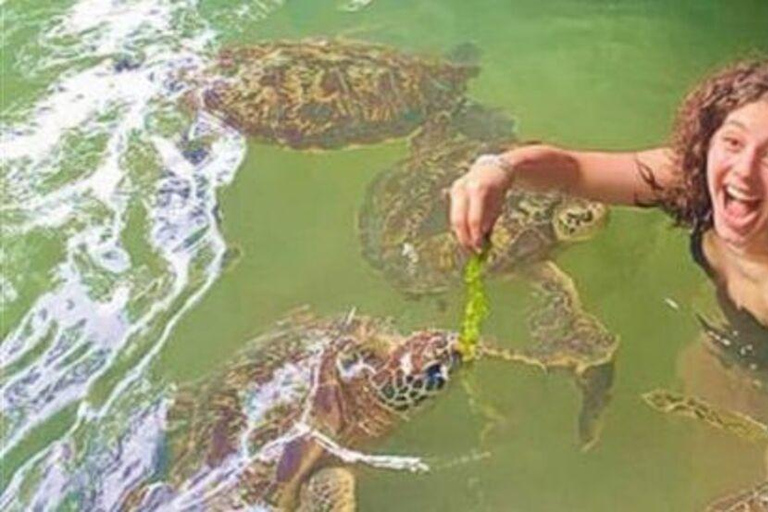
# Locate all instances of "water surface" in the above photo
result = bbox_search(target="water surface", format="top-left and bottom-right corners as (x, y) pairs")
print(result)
(2, 0), (768, 510)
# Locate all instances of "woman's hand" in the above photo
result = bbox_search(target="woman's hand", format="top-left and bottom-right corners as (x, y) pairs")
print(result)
(449, 154), (515, 253)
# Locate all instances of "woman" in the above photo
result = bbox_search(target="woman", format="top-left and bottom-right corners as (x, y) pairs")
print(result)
(449, 59), (768, 329)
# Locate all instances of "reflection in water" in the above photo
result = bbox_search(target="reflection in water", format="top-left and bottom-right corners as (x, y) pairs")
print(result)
(1, 378), (170, 511)
(1, 304), (576, 510)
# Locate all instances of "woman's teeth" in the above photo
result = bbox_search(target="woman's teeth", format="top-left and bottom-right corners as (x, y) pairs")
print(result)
(725, 184), (760, 203)
(723, 183), (762, 225)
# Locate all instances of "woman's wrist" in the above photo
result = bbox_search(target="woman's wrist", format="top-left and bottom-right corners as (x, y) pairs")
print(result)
(498, 144), (556, 186)
(475, 153), (516, 179)
(472, 144), (556, 190)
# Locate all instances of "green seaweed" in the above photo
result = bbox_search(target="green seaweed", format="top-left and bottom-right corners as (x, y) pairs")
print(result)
(458, 249), (489, 361)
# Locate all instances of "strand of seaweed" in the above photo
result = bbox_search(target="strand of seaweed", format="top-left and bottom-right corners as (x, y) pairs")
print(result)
(458, 250), (490, 361)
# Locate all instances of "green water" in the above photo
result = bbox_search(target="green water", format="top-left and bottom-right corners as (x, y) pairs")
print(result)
(167, 2), (768, 510)
(3, 0), (768, 510)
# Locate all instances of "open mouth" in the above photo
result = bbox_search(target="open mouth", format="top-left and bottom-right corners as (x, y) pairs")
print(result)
(721, 183), (762, 229)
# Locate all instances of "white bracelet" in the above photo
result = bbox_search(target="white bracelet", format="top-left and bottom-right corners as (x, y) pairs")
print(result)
(474, 153), (516, 177)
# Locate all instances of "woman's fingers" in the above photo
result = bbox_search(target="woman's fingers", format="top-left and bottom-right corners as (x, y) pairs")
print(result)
(450, 179), (472, 250)
(450, 159), (511, 252)
(466, 180), (488, 251)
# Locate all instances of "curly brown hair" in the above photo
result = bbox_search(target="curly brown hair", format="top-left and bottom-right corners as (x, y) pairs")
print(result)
(649, 58), (768, 231)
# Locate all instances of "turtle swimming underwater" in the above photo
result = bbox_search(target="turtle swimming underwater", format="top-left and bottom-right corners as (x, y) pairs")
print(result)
(119, 310), (513, 511)
(198, 38), (480, 150)
(357, 112), (608, 297)
(643, 389), (768, 511)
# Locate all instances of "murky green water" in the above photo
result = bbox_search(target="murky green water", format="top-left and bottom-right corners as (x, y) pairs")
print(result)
(2, 0), (767, 510)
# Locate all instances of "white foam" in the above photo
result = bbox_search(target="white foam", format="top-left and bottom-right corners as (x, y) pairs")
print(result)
(1, 0), (432, 508)
(0, 0), (244, 505)
(337, 0), (375, 12)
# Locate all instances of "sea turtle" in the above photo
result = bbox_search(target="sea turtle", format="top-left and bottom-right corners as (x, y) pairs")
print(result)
(198, 38), (481, 149)
(357, 112), (608, 297)
(119, 310), (514, 511)
(358, 113), (616, 449)
(643, 389), (768, 511)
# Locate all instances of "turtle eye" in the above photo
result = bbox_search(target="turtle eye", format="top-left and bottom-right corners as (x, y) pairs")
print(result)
(337, 351), (360, 372)
(424, 363), (446, 391)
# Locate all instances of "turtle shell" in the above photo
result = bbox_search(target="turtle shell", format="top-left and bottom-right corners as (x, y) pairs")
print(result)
(200, 38), (479, 149)
(357, 126), (607, 296)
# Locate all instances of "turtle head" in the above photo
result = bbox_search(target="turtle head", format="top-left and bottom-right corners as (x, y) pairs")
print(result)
(370, 330), (462, 413)
(445, 42), (482, 69)
(452, 101), (517, 145)
(552, 198), (609, 242)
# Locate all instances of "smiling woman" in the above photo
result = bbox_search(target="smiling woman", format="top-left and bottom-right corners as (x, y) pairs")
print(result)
(709, 102), (768, 248)
(449, 58), (768, 329)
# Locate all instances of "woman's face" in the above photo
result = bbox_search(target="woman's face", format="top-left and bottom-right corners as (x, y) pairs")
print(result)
(707, 99), (768, 254)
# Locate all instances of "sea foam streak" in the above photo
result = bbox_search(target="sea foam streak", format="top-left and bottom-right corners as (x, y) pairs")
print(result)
(1, 0), (431, 508)
(0, 0), (245, 504)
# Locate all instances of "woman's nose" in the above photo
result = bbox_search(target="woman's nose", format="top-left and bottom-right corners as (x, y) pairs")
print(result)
(732, 147), (761, 181)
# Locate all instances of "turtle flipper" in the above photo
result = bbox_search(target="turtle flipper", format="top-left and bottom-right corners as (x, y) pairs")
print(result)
(408, 101), (515, 154)
(450, 101), (517, 147)
(297, 467), (356, 512)
(642, 391), (768, 511)
(522, 262), (619, 450)
(575, 361), (615, 451)
(641, 389), (768, 443)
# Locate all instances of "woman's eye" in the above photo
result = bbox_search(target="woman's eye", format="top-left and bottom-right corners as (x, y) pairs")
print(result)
(721, 135), (743, 151)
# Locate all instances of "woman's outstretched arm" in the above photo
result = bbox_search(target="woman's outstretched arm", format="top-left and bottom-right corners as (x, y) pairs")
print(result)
(449, 144), (676, 252)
